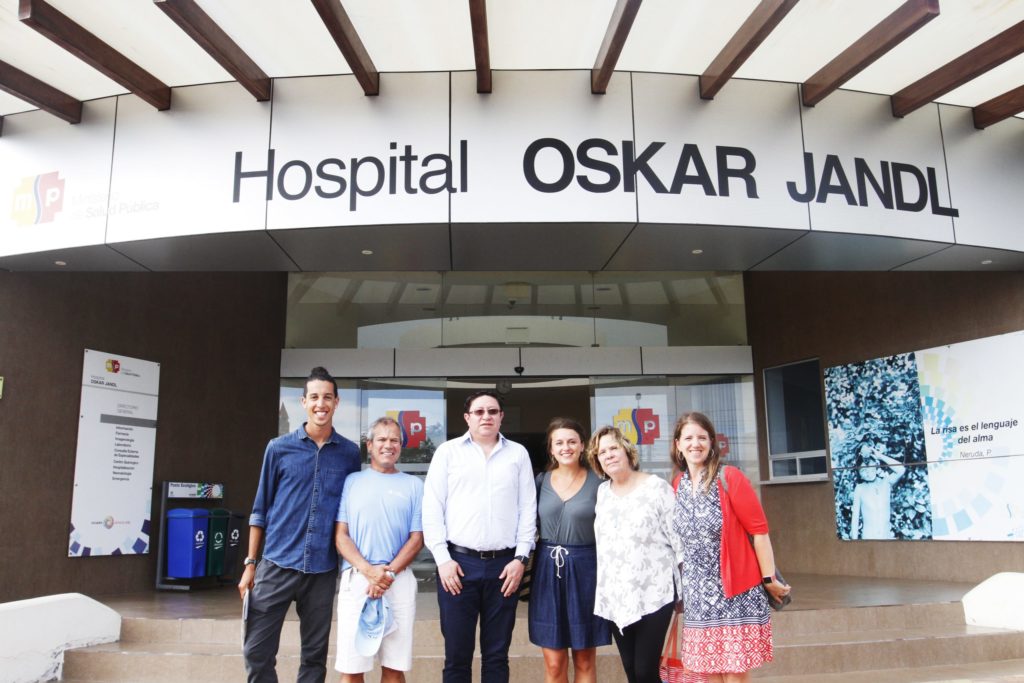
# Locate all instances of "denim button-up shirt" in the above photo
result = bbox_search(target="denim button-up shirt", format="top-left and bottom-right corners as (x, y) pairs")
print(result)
(249, 424), (360, 574)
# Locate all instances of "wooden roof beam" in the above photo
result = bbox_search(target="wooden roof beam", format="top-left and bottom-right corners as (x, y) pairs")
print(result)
(310, 0), (379, 96)
(973, 84), (1024, 129)
(19, 0), (171, 110)
(154, 0), (270, 101)
(699, 0), (799, 100)
(0, 59), (82, 123)
(892, 19), (1024, 117)
(468, 0), (491, 93)
(591, 0), (642, 94)
(802, 0), (938, 107)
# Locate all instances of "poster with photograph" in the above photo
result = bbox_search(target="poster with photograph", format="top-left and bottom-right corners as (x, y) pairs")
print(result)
(825, 329), (1024, 542)
(69, 350), (159, 557)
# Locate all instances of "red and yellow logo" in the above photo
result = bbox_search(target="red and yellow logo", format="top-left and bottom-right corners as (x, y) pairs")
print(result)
(105, 359), (121, 373)
(613, 407), (660, 445)
(12, 172), (65, 225)
(385, 410), (427, 448)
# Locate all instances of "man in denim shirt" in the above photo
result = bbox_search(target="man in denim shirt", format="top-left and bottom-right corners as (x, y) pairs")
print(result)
(239, 366), (361, 682)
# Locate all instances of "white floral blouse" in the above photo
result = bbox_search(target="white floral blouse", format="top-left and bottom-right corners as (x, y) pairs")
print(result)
(594, 473), (683, 632)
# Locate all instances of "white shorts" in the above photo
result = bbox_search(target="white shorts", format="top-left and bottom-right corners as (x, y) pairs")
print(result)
(334, 567), (417, 673)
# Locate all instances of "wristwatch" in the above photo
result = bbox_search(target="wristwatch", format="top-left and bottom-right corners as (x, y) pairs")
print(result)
(515, 555), (530, 565)
(762, 575), (774, 585)
(244, 557), (258, 566)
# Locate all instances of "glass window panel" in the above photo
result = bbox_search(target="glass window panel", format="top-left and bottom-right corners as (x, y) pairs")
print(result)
(799, 455), (828, 475)
(772, 458), (798, 478)
(765, 359), (826, 456)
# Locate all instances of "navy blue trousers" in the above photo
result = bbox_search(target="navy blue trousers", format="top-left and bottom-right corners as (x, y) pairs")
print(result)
(437, 551), (520, 683)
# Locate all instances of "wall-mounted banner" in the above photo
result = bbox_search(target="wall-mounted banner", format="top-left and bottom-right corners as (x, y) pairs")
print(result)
(69, 349), (160, 557)
(592, 388), (670, 477)
(366, 389), (447, 474)
(825, 329), (1024, 542)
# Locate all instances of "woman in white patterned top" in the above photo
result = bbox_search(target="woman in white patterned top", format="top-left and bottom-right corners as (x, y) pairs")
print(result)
(591, 426), (683, 683)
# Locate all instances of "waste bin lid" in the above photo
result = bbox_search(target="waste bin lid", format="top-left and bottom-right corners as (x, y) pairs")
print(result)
(209, 508), (231, 517)
(168, 508), (210, 518)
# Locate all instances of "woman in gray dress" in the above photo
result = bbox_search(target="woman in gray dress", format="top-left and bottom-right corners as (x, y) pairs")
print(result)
(528, 417), (611, 683)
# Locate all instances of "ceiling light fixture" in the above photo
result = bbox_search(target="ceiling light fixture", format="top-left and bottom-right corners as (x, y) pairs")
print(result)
(692, 249), (704, 255)
(54, 260), (67, 266)
(981, 259), (993, 265)
(361, 249), (373, 255)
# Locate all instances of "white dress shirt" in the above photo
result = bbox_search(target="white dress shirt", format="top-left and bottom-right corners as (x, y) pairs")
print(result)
(422, 431), (537, 566)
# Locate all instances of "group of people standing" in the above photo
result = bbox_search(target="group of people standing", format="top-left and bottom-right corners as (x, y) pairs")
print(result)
(238, 366), (789, 683)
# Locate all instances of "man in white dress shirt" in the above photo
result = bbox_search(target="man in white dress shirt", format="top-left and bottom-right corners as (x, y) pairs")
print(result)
(422, 390), (537, 683)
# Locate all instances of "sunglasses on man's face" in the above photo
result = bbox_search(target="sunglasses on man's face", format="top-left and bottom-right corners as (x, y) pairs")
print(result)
(468, 408), (502, 417)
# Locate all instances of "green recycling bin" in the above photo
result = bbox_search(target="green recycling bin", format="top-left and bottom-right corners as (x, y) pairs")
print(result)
(206, 508), (230, 576)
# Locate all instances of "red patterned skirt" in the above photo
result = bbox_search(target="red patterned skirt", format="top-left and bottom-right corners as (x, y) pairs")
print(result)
(682, 621), (773, 674)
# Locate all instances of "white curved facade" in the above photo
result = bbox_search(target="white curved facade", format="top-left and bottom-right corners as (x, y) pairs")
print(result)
(3, 70), (1023, 271)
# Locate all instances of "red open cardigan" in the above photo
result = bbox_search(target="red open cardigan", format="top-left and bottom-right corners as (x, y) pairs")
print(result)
(673, 465), (768, 598)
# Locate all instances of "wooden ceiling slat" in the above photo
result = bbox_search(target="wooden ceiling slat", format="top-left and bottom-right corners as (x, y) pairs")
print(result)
(19, 0), (171, 110)
(154, 0), (270, 102)
(0, 59), (82, 123)
(309, 0), (379, 96)
(468, 0), (491, 94)
(802, 0), (938, 107)
(892, 19), (1024, 117)
(973, 84), (1024, 129)
(591, 0), (642, 95)
(699, 0), (799, 100)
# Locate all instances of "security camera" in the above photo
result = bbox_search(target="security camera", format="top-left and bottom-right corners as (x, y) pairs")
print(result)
(514, 365), (524, 376)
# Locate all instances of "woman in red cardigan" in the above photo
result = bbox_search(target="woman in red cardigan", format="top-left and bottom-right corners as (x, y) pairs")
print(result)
(670, 411), (790, 683)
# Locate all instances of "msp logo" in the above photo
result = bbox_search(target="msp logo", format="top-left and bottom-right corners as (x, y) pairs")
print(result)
(613, 408), (661, 445)
(386, 410), (427, 448)
(12, 171), (65, 225)
(105, 359), (121, 373)
(717, 433), (731, 458)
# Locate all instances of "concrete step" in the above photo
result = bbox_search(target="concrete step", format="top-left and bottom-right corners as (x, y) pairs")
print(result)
(768, 600), (965, 636)
(119, 614), (536, 648)
(754, 656), (1024, 682)
(761, 623), (1024, 677)
(62, 602), (1024, 682)
(118, 601), (964, 646)
(62, 641), (621, 682)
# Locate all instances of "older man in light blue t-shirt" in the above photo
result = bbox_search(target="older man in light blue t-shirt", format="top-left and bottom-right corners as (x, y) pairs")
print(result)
(334, 417), (424, 683)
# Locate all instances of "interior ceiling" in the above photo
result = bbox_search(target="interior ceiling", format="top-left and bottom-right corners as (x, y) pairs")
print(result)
(2, 1), (1023, 273)
(288, 271), (745, 310)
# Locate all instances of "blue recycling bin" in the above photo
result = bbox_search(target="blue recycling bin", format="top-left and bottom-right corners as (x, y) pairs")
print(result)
(167, 508), (209, 578)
